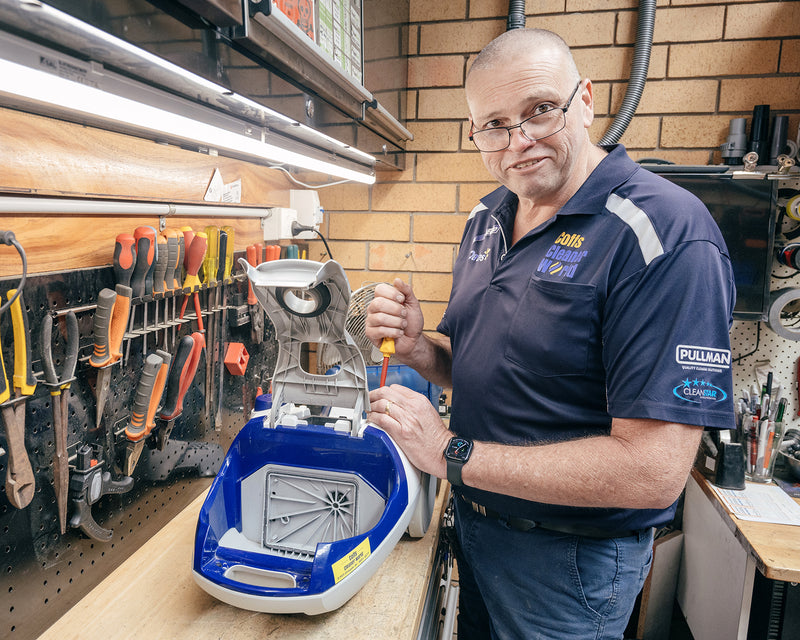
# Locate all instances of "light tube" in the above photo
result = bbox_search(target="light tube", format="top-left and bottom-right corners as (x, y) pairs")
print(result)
(0, 57), (376, 184)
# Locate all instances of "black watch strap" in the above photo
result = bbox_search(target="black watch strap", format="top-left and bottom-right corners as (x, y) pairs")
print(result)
(446, 458), (465, 487)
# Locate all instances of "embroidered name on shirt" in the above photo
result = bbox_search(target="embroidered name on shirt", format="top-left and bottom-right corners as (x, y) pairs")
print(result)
(537, 232), (589, 278)
(468, 248), (491, 262)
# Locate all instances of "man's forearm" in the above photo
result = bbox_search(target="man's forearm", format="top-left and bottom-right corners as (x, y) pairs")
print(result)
(460, 419), (703, 510)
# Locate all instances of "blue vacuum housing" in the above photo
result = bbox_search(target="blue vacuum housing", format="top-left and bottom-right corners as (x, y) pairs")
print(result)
(192, 260), (435, 614)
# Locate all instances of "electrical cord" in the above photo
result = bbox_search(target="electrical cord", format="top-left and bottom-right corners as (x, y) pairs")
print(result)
(269, 165), (353, 189)
(291, 221), (334, 261)
(0, 230), (27, 316)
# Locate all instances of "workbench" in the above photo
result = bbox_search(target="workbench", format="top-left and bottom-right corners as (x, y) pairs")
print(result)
(39, 484), (449, 640)
(677, 468), (800, 640)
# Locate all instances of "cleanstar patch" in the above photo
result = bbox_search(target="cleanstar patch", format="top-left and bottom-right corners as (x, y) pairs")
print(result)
(675, 345), (731, 370)
(673, 377), (727, 404)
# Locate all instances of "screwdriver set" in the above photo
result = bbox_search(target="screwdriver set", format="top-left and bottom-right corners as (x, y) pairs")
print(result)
(0, 227), (292, 639)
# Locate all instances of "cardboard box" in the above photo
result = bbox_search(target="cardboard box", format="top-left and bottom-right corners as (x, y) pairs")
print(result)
(274, 0), (315, 41)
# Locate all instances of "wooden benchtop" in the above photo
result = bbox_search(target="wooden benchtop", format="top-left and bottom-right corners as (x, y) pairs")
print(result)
(691, 468), (800, 582)
(40, 484), (448, 640)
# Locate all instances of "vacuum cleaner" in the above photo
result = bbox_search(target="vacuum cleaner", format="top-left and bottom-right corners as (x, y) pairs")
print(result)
(192, 259), (437, 614)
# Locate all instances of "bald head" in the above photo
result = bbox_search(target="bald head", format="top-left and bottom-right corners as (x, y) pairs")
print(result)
(467, 28), (580, 84)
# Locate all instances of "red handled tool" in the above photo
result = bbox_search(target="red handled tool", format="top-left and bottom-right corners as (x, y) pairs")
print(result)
(179, 231), (207, 339)
(155, 332), (204, 449)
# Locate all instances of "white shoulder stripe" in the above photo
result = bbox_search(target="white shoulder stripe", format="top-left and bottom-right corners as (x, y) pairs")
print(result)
(468, 202), (488, 220)
(605, 193), (664, 265)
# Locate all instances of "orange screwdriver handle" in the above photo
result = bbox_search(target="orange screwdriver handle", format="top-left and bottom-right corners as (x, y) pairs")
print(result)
(246, 244), (258, 305)
(181, 227), (195, 270)
(113, 233), (136, 287)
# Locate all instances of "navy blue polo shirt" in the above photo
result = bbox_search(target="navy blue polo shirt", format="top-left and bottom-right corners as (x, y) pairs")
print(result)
(438, 145), (736, 530)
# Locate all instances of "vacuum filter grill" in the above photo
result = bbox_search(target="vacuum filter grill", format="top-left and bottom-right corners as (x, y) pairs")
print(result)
(264, 471), (359, 554)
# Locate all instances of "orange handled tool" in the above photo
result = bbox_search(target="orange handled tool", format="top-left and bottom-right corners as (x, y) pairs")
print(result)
(246, 244), (258, 305)
(179, 231), (208, 335)
(123, 350), (171, 475)
(379, 338), (395, 387)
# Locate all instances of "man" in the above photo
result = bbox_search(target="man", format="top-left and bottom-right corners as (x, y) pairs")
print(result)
(366, 28), (735, 639)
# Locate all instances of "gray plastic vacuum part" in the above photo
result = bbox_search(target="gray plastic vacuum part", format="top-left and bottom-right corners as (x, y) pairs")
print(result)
(770, 115), (789, 164)
(598, 0), (655, 146)
(240, 258), (371, 435)
(721, 118), (748, 165)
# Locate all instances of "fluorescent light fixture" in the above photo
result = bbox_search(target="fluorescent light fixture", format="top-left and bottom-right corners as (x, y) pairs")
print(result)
(0, 56), (376, 184)
(7, 0), (376, 163)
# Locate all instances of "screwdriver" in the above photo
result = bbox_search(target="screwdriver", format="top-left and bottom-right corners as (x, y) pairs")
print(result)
(214, 228), (233, 429)
(246, 244), (262, 344)
(113, 233), (136, 287)
(166, 228), (184, 347)
(124, 350), (171, 476)
(161, 229), (180, 349)
(131, 226), (157, 355)
(156, 332), (203, 450)
(152, 234), (169, 348)
(206, 228), (225, 421)
(379, 338), (395, 387)
(114, 233), (137, 364)
(203, 225), (220, 287)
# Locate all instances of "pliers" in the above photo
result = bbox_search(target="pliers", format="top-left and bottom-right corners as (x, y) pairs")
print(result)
(40, 310), (79, 533)
(0, 288), (37, 509)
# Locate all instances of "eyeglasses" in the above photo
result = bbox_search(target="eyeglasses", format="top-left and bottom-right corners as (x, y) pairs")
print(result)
(469, 81), (582, 152)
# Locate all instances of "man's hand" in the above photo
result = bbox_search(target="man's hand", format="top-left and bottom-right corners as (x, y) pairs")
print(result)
(368, 384), (452, 478)
(365, 279), (425, 361)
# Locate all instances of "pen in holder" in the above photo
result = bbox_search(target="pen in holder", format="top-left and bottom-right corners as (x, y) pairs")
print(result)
(746, 419), (783, 483)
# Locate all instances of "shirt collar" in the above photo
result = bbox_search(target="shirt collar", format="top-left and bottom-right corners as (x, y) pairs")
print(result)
(479, 144), (640, 220)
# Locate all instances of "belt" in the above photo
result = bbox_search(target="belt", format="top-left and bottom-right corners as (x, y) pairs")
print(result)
(459, 494), (643, 539)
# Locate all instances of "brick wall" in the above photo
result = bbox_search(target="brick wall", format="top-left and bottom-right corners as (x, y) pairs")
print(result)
(315, 0), (800, 331)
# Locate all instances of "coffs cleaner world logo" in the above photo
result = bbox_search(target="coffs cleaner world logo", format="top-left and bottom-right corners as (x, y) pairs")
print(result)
(537, 232), (589, 279)
(673, 378), (727, 404)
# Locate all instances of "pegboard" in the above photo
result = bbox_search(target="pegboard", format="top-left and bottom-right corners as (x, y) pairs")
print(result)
(731, 175), (800, 430)
(0, 259), (279, 639)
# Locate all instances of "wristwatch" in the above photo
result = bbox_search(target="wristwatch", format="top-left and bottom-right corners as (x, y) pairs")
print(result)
(444, 436), (473, 487)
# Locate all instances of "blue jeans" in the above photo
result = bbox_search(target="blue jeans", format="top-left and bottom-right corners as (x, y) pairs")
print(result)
(453, 498), (654, 640)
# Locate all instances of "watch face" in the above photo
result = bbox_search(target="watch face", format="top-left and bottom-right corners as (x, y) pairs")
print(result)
(446, 437), (472, 462)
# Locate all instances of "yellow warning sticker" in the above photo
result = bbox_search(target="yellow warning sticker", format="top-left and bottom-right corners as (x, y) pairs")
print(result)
(332, 538), (371, 584)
